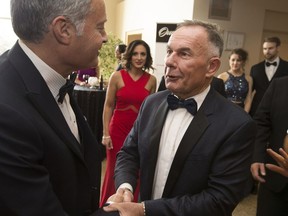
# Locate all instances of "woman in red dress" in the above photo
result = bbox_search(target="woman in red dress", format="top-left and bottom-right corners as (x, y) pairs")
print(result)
(100, 40), (157, 206)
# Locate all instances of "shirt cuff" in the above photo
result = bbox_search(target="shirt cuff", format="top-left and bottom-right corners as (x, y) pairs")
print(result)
(117, 183), (133, 193)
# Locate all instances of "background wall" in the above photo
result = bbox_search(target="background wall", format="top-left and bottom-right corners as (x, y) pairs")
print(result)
(193, 0), (288, 76)
(1, 0), (288, 82)
(112, 0), (195, 82)
(109, 0), (288, 81)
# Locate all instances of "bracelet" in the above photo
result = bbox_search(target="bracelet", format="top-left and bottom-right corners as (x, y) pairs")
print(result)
(102, 136), (110, 139)
(141, 201), (146, 216)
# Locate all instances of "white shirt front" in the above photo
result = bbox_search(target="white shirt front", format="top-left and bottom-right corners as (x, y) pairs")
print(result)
(151, 86), (210, 199)
(18, 40), (80, 142)
(265, 57), (279, 81)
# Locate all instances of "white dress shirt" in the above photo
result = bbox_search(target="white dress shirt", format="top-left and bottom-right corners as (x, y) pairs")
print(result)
(18, 40), (80, 142)
(151, 86), (210, 199)
(265, 56), (279, 81)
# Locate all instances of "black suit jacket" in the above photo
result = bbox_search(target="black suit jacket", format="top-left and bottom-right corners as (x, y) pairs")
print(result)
(253, 77), (288, 192)
(115, 88), (256, 216)
(157, 76), (227, 98)
(0, 42), (117, 216)
(249, 58), (288, 116)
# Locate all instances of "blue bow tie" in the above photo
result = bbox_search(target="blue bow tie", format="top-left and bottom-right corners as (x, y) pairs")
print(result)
(167, 94), (197, 115)
(58, 72), (77, 104)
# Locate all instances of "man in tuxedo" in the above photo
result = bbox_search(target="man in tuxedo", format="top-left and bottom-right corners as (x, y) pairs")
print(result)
(103, 20), (257, 216)
(251, 77), (288, 216)
(249, 36), (288, 117)
(158, 74), (227, 98)
(0, 0), (117, 215)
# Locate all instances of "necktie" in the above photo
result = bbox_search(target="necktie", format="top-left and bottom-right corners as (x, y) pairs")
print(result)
(167, 94), (197, 115)
(58, 72), (77, 104)
(266, 62), (277, 67)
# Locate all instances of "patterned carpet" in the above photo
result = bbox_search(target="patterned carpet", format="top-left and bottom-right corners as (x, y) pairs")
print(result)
(233, 194), (257, 216)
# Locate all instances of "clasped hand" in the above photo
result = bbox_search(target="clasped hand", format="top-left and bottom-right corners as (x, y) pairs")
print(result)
(103, 188), (144, 216)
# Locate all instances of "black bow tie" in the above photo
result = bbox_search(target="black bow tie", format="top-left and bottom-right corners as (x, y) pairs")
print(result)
(266, 61), (277, 67)
(58, 72), (77, 104)
(167, 94), (197, 115)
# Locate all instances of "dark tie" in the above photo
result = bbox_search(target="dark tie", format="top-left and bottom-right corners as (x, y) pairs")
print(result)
(167, 94), (197, 115)
(266, 61), (277, 67)
(58, 72), (77, 104)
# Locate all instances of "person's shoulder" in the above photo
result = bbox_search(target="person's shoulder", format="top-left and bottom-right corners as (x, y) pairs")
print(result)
(251, 61), (265, 69)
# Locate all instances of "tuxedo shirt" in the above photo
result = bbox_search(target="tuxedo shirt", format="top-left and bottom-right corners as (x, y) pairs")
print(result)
(19, 40), (80, 142)
(152, 86), (209, 199)
(265, 57), (279, 81)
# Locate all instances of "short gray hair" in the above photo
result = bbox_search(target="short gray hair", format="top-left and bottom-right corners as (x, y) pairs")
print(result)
(177, 20), (224, 57)
(10, 0), (92, 43)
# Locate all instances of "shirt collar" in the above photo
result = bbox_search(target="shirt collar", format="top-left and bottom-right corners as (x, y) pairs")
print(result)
(266, 56), (280, 65)
(18, 40), (66, 99)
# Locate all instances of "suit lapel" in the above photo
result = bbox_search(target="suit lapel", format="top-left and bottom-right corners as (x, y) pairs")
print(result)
(9, 42), (84, 161)
(26, 90), (84, 160)
(162, 109), (209, 197)
(162, 90), (216, 197)
(144, 99), (169, 199)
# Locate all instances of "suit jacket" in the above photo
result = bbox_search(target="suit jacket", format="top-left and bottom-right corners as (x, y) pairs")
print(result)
(0, 42), (117, 216)
(253, 77), (288, 192)
(114, 88), (256, 216)
(157, 76), (227, 98)
(249, 58), (288, 116)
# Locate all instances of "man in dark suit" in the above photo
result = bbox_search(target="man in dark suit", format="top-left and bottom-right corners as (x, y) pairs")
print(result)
(103, 20), (256, 216)
(249, 36), (288, 117)
(251, 77), (288, 216)
(158, 74), (227, 97)
(0, 0), (117, 215)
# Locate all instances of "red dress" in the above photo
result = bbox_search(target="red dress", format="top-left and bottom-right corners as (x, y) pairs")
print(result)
(100, 69), (151, 206)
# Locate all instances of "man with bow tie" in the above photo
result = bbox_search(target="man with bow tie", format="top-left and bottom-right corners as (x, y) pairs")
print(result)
(249, 36), (288, 117)
(103, 20), (257, 216)
(0, 0), (119, 216)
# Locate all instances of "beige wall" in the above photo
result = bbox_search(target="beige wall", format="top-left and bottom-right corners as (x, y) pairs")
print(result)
(106, 0), (288, 79)
(193, 0), (288, 75)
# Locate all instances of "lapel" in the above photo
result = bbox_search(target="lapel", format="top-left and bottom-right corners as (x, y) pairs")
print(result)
(8, 42), (84, 162)
(144, 98), (169, 199)
(272, 58), (287, 80)
(259, 62), (270, 85)
(162, 90), (213, 197)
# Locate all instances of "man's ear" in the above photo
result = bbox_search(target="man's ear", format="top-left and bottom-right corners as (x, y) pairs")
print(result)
(51, 16), (75, 45)
(206, 57), (221, 78)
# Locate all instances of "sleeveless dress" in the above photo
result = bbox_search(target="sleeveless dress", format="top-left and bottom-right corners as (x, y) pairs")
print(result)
(224, 72), (249, 108)
(100, 69), (151, 206)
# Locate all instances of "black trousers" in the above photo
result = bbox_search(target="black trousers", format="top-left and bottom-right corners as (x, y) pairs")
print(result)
(257, 183), (288, 216)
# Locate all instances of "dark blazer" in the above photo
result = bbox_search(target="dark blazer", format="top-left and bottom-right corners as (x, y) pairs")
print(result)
(0, 42), (117, 216)
(115, 88), (256, 216)
(157, 76), (227, 98)
(249, 58), (288, 116)
(253, 77), (288, 192)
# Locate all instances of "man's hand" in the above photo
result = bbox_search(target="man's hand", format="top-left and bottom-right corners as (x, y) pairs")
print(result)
(251, 162), (266, 183)
(103, 188), (144, 216)
(266, 148), (288, 177)
(104, 202), (144, 216)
